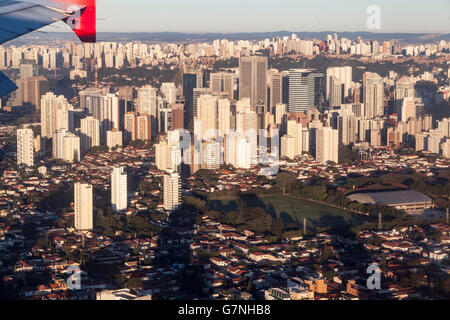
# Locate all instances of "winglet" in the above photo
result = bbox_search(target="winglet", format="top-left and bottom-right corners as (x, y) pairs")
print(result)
(53, 0), (96, 43)
(0, 72), (18, 98)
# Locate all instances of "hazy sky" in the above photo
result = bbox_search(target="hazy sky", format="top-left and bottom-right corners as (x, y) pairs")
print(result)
(54, 0), (450, 33)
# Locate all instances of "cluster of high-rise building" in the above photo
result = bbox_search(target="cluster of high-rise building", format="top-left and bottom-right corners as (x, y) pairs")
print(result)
(5, 32), (450, 215)
(2, 35), (449, 76)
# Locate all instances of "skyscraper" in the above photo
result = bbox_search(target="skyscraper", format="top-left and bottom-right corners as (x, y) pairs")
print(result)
(137, 85), (157, 117)
(196, 94), (218, 139)
(74, 183), (93, 231)
(23, 76), (48, 110)
(394, 76), (415, 115)
(183, 72), (202, 124)
(124, 112), (152, 142)
(161, 82), (178, 104)
(363, 72), (384, 119)
(80, 116), (100, 154)
(269, 71), (289, 111)
(111, 166), (127, 212)
(62, 132), (81, 163)
(163, 171), (181, 211)
(107, 129), (123, 151)
(17, 128), (34, 167)
(329, 76), (343, 109)
(288, 69), (324, 113)
(315, 127), (339, 164)
(40, 92), (71, 139)
(210, 72), (234, 100)
(326, 66), (352, 100)
(239, 56), (268, 107)
(287, 120), (303, 158)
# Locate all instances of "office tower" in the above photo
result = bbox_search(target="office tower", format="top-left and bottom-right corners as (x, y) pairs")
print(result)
(107, 129), (123, 150)
(137, 85), (157, 117)
(394, 77), (415, 115)
(210, 72), (234, 100)
(400, 97), (416, 122)
(269, 72), (283, 111)
(163, 171), (181, 211)
(161, 83), (178, 104)
(23, 76), (48, 110)
(288, 69), (324, 113)
(239, 56), (268, 107)
(111, 166), (128, 212)
(183, 72), (202, 123)
(80, 116), (101, 154)
(40, 92), (71, 138)
(17, 128), (34, 167)
(183, 73), (197, 112)
(315, 127), (339, 164)
(74, 183), (93, 231)
(326, 66), (352, 100)
(329, 76), (343, 109)
(281, 135), (295, 160)
(363, 72), (384, 119)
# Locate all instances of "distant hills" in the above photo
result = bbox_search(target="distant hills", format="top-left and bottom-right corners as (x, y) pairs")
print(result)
(11, 31), (450, 44)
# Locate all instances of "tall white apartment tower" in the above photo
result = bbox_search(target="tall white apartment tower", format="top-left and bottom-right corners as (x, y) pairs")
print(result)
(137, 85), (157, 117)
(111, 166), (128, 211)
(164, 171), (181, 211)
(80, 116), (101, 153)
(363, 72), (384, 119)
(326, 66), (352, 100)
(17, 128), (34, 167)
(315, 127), (339, 164)
(74, 183), (93, 231)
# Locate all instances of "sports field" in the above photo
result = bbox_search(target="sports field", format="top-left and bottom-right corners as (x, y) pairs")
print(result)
(208, 195), (368, 231)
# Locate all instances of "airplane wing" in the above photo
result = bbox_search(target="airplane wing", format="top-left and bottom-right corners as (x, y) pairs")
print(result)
(0, 0), (96, 97)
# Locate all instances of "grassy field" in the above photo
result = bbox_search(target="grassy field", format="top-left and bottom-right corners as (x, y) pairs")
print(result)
(208, 194), (368, 231)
